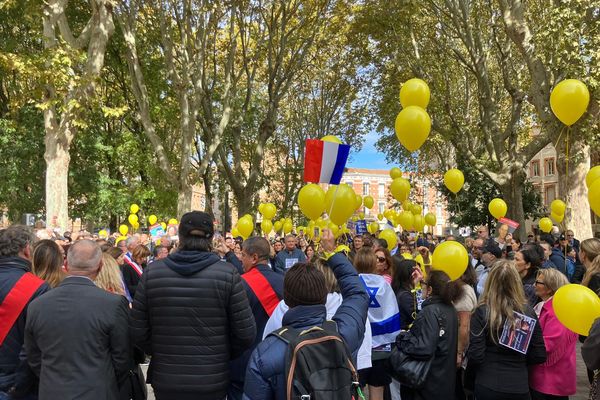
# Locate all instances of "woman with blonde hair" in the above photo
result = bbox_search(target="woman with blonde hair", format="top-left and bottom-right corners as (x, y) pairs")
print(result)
(32, 239), (66, 288)
(96, 253), (127, 298)
(467, 260), (546, 400)
(581, 238), (600, 295)
(529, 268), (577, 399)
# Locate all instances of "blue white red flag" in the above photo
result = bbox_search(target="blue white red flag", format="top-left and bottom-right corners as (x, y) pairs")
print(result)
(303, 139), (350, 185)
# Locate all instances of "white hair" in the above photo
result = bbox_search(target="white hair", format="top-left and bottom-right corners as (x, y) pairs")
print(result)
(67, 240), (102, 271)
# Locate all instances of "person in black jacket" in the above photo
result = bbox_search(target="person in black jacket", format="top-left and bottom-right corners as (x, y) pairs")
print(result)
(395, 270), (459, 400)
(467, 260), (546, 400)
(0, 226), (49, 399)
(130, 211), (256, 400)
(391, 258), (422, 330)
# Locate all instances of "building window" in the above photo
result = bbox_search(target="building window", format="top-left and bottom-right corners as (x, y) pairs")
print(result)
(544, 158), (555, 176)
(436, 205), (442, 218)
(363, 182), (370, 196)
(545, 185), (556, 206)
(378, 183), (385, 197)
(531, 160), (540, 177)
(365, 207), (370, 216)
(378, 202), (385, 214)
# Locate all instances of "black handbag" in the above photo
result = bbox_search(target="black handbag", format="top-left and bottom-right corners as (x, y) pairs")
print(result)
(387, 346), (433, 389)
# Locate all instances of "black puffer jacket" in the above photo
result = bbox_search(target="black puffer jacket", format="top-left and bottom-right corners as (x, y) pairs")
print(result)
(397, 296), (458, 400)
(130, 250), (256, 397)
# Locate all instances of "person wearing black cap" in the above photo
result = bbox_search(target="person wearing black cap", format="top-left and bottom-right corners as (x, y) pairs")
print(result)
(243, 229), (369, 400)
(130, 211), (256, 400)
(475, 241), (502, 298)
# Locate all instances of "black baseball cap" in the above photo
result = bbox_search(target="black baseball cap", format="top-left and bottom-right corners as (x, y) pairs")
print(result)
(482, 242), (502, 258)
(559, 233), (567, 241)
(179, 211), (214, 238)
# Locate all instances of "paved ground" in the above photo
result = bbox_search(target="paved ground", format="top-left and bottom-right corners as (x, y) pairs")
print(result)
(142, 343), (593, 399)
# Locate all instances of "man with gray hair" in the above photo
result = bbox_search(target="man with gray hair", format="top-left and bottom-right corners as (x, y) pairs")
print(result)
(273, 234), (306, 273)
(24, 240), (130, 400)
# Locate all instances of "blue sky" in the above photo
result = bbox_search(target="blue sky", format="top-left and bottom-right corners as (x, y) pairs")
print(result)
(346, 131), (396, 169)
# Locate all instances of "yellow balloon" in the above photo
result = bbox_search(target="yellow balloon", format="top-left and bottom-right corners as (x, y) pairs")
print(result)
(98, 229), (108, 238)
(237, 217), (254, 239)
(355, 194), (363, 211)
(411, 204), (422, 215)
(133, 221), (140, 230)
(128, 214), (138, 225)
(231, 227), (240, 237)
(148, 215), (158, 225)
(119, 224), (128, 236)
(321, 135), (342, 144)
(377, 213), (384, 221)
(399, 78), (430, 109)
(328, 222), (339, 236)
(539, 217), (554, 233)
(273, 221), (283, 232)
(389, 167), (403, 179)
(402, 200), (413, 211)
(488, 198), (507, 220)
(586, 166), (600, 188)
(298, 184), (326, 221)
(116, 235), (128, 245)
(258, 203), (265, 214)
(390, 177), (411, 202)
(554, 284), (600, 335)
(397, 211), (414, 231)
(379, 229), (398, 251)
(160, 222), (167, 231)
(364, 195), (374, 209)
(424, 213), (436, 226)
(262, 203), (277, 220)
(444, 169), (465, 194)
(413, 215), (426, 232)
(550, 212), (564, 224)
(550, 79), (590, 126)
(589, 178), (600, 217)
(261, 219), (273, 234)
(283, 221), (293, 234)
(550, 199), (566, 216)
(432, 241), (468, 280)
(394, 106), (431, 152)
(325, 184), (357, 226)
(383, 210), (394, 220)
(168, 218), (178, 225)
(130, 203), (140, 214)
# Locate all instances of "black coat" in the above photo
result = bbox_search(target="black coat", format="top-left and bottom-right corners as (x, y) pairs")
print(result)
(24, 276), (131, 400)
(397, 296), (458, 400)
(0, 257), (49, 393)
(130, 250), (256, 397)
(467, 304), (546, 394)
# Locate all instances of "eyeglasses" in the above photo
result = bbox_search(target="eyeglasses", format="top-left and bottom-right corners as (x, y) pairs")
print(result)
(566, 234), (574, 237)
(376, 256), (386, 263)
(534, 280), (546, 286)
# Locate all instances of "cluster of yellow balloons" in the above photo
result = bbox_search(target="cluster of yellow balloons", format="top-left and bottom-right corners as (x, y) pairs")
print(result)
(128, 203), (140, 231)
(587, 166), (600, 217)
(443, 169), (465, 194)
(395, 78), (432, 152)
(554, 284), (600, 335)
(488, 198), (507, 220)
(550, 199), (566, 224)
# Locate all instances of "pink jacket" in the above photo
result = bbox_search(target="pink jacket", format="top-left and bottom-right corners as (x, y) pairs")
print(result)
(529, 298), (577, 396)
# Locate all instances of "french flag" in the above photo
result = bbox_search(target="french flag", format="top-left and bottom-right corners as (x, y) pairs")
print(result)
(303, 139), (351, 185)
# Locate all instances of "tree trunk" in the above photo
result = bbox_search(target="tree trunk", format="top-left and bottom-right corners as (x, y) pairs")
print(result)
(556, 140), (593, 239)
(177, 182), (193, 218)
(44, 131), (71, 231)
(500, 173), (527, 241)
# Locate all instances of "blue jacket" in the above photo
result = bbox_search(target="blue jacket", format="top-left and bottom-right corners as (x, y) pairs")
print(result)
(273, 248), (306, 274)
(242, 253), (369, 400)
(0, 257), (49, 393)
(549, 247), (567, 276)
(229, 264), (284, 399)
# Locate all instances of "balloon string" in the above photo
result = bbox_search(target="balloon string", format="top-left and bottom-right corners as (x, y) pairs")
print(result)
(564, 126), (571, 274)
(328, 184), (340, 221)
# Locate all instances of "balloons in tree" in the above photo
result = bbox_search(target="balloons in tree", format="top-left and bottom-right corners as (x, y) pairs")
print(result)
(539, 217), (553, 233)
(298, 184), (326, 221)
(553, 284), (600, 335)
(128, 214), (138, 225)
(424, 213), (436, 226)
(550, 79), (590, 126)
(550, 199), (566, 216)
(130, 203), (140, 214)
(237, 216), (254, 239)
(379, 229), (398, 251)
(262, 203), (277, 220)
(413, 215), (425, 232)
(325, 184), (357, 226)
(399, 78), (430, 109)
(444, 169), (465, 194)
(394, 106), (431, 152)
(148, 215), (158, 225)
(273, 221), (283, 232)
(364, 195), (374, 209)
(589, 179), (600, 216)
(389, 167), (403, 179)
(390, 177), (411, 202)
(432, 241), (468, 281)
(586, 166), (600, 188)
(321, 135), (342, 144)
(261, 219), (273, 234)
(397, 211), (414, 231)
(488, 198), (507, 219)
(119, 224), (129, 236)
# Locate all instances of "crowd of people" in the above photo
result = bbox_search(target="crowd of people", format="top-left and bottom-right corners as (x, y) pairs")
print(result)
(1, 212), (600, 400)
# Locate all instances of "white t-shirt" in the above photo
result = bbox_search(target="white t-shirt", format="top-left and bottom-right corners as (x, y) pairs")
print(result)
(263, 293), (373, 370)
(453, 284), (477, 313)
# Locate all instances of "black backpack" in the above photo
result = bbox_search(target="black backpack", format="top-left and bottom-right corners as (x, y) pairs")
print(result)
(271, 320), (364, 400)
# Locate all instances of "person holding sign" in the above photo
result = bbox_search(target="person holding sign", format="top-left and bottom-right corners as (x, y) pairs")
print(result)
(273, 235), (306, 274)
(467, 260), (546, 400)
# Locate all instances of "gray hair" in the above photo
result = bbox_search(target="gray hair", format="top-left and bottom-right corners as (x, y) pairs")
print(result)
(242, 237), (271, 261)
(126, 236), (139, 247)
(0, 225), (36, 257)
(67, 240), (102, 271)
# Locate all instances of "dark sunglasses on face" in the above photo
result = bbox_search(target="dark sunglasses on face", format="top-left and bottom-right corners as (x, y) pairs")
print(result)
(376, 256), (386, 263)
(534, 280), (545, 286)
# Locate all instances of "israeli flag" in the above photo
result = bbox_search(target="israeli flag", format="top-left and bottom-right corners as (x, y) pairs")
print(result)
(360, 273), (401, 348)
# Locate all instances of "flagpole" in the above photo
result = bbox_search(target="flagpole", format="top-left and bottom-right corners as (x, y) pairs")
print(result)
(327, 184), (340, 221)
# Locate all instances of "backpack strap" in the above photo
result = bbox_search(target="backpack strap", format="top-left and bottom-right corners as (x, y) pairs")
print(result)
(241, 268), (280, 317)
(321, 319), (339, 334)
(0, 272), (45, 345)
